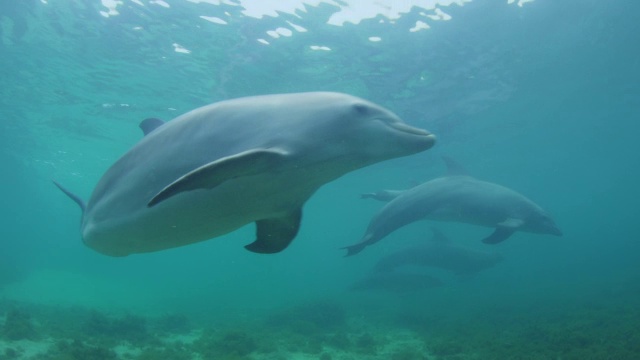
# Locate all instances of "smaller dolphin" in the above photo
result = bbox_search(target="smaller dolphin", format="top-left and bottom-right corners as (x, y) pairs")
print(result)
(350, 272), (443, 293)
(344, 157), (562, 256)
(374, 228), (503, 276)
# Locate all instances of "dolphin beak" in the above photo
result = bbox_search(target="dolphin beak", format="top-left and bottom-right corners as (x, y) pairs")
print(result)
(389, 122), (431, 136)
(389, 122), (437, 149)
(550, 226), (563, 236)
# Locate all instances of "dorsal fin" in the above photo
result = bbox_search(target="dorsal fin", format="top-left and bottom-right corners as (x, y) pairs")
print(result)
(441, 156), (468, 176)
(53, 180), (86, 213)
(428, 227), (450, 243)
(139, 118), (165, 136)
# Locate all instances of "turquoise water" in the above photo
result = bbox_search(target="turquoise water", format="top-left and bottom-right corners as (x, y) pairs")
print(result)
(1, 0), (639, 359)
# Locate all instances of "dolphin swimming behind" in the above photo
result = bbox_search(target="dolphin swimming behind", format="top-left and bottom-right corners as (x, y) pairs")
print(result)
(374, 228), (504, 276)
(350, 272), (444, 293)
(344, 157), (562, 256)
(54, 92), (436, 256)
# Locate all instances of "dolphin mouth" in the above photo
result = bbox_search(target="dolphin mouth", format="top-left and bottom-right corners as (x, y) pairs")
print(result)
(389, 122), (432, 136)
(388, 122), (437, 150)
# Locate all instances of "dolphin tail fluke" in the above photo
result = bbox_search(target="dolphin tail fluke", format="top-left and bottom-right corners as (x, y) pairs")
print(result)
(52, 180), (86, 213)
(341, 243), (367, 257)
(343, 233), (378, 256)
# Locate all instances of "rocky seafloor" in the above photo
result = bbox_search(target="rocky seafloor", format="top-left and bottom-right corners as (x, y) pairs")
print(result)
(1, 292), (639, 360)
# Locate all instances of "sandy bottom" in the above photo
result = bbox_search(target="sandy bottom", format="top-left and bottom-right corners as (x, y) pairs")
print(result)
(2, 269), (640, 360)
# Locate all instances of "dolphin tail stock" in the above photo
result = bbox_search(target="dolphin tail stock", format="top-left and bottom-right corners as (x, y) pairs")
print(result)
(52, 180), (86, 213)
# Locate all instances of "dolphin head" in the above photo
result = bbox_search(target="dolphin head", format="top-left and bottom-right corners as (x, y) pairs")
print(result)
(528, 211), (563, 237)
(329, 95), (436, 163)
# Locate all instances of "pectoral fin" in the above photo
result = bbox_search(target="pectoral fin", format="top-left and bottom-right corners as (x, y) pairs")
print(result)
(245, 208), (302, 254)
(53, 180), (86, 213)
(482, 218), (524, 244)
(148, 148), (289, 207)
(498, 218), (525, 228)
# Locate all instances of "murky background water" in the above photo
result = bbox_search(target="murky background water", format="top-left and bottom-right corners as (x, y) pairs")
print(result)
(1, 1), (639, 359)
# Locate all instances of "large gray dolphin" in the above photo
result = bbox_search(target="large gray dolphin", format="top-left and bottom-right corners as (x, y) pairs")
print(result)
(54, 92), (436, 256)
(343, 157), (562, 256)
(374, 228), (503, 276)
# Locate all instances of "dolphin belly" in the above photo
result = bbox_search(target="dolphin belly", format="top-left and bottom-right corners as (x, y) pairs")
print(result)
(82, 170), (317, 256)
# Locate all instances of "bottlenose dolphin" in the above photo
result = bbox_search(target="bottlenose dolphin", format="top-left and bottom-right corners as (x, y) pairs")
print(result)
(350, 272), (443, 293)
(54, 92), (436, 256)
(344, 157), (562, 256)
(374, 228), (503, 275)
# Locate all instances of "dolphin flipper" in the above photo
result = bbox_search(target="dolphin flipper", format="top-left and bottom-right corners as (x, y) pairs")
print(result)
(482, 218), (524, 244)
(482, 227), (515, 244)
(148, 148), (290, 207)
(245, 208), (302, 254)
(53, 180), (86, 213)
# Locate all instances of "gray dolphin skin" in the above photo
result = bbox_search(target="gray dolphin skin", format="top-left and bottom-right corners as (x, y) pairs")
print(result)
(343, 157), (562, 256)
(54, 92), (436, 256)
(350, 272), (443, 293)
(374, 228), (503, 276)
(360, 189), (404, 201)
